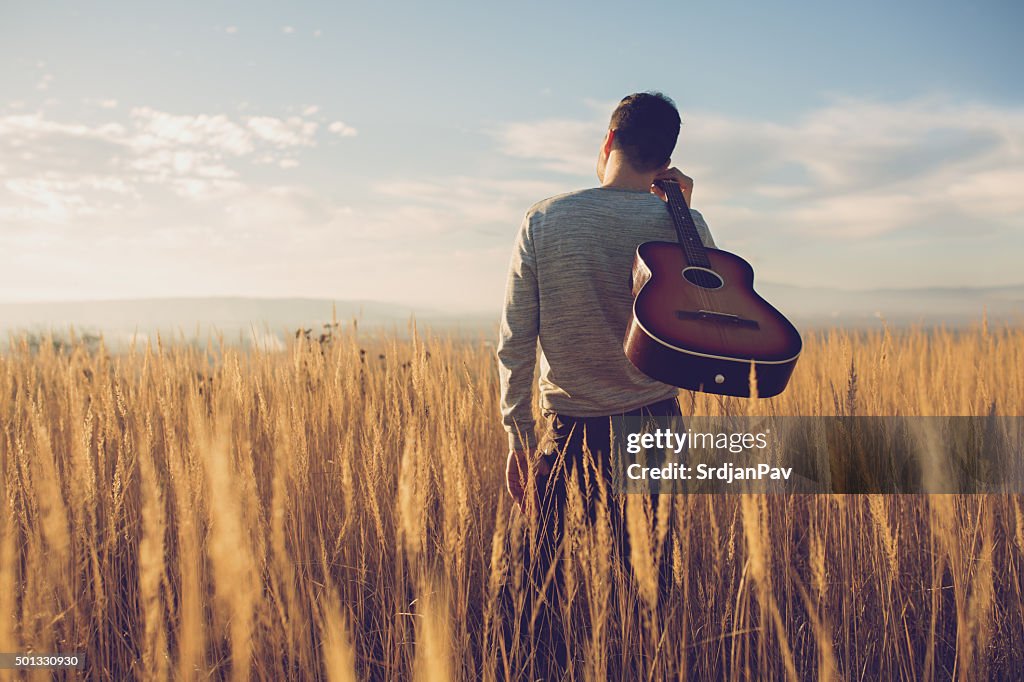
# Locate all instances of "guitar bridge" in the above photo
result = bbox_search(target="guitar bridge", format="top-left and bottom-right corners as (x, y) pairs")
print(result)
(676, 309), (760, 330)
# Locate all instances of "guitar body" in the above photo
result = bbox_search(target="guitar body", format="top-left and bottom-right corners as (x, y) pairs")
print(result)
(625, 241), (802, 398)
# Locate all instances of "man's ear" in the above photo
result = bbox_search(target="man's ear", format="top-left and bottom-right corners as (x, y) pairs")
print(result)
(603, 129), (615, 155)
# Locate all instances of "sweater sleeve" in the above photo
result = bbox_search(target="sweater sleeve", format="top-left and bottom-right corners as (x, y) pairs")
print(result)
(497, 210), (540, 451)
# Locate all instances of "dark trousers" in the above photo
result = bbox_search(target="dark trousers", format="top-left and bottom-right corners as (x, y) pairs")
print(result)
(497, 396), (683, 681)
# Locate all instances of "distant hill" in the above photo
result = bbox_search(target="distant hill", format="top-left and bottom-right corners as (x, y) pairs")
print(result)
(755, 282), (1024, 328)
(1, 284), (1021, 351)
(0, 297), (491, 351)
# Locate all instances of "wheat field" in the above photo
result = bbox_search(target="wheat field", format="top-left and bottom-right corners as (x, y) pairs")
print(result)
(1, 321), (1023, 680)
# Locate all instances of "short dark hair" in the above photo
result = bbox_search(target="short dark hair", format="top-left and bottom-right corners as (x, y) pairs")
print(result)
(608, 92), (680, 172)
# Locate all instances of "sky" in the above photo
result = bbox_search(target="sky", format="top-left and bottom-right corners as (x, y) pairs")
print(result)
(1, 0), (1022, 314)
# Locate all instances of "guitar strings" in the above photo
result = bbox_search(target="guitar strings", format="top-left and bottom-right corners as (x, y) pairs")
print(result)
(665, 180), (727, 349)
(664, 180), (712, 313)
(663, 180), (710, 315)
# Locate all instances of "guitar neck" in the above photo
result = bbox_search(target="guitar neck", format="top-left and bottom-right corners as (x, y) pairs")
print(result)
(655, 179), (711, 268)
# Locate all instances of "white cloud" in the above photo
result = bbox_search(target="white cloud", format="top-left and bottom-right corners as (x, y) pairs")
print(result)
(0, 172), (139, 224)
(246, 116), (317, 147)
(494, 118), (602, 174)
(328, 121), (358, 137)
(127, 148), (239, 189)
(493, 94), (1024, 239)
(130, 107), (254, 155)
(0, 104), (355, 216)
(221, 185), (335, 231)
(224, 25), (239, 34)
(6, 94), (1020, 308)
(282, 25), (295, 34)
(0, 113), (127, 141)
(371, 176), (565, 227)
(948, 168), (1024, 219)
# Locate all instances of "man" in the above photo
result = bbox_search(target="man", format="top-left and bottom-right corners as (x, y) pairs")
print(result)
(498, 91), (716, 510)
(495, 91), (717, 677)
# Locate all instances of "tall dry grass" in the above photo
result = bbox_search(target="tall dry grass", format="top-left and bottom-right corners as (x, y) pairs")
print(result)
(0, 321), (1022, 680)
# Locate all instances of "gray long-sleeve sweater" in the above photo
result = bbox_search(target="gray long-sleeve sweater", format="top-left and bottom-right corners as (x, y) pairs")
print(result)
(497, 186), (717, 451)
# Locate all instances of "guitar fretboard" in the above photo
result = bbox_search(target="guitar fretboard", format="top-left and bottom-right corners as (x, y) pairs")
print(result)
(657, 180), (711, 268)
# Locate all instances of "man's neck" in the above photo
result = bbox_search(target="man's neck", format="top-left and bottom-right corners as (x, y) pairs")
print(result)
(600, 179), (651, 192)
(600, 158), (655, 192)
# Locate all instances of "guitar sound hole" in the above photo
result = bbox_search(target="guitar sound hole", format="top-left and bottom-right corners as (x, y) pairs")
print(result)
(682, 267), (724, 289)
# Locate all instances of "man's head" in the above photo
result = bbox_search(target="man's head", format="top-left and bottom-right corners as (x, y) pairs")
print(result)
(597, 92), (680, 182)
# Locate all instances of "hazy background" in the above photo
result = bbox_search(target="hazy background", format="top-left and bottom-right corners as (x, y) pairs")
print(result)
(1, 0), (1021, 347)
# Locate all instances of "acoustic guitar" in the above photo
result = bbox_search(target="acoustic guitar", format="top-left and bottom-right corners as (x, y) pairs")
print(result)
(624, 179), (802, 398)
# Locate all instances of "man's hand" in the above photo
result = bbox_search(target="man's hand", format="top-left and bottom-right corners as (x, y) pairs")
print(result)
(505, 449), (552, 514)
(651, 167), (694, 206)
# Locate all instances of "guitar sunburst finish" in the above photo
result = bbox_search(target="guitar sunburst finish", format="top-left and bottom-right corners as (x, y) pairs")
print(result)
(624, 180), (802, 398)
